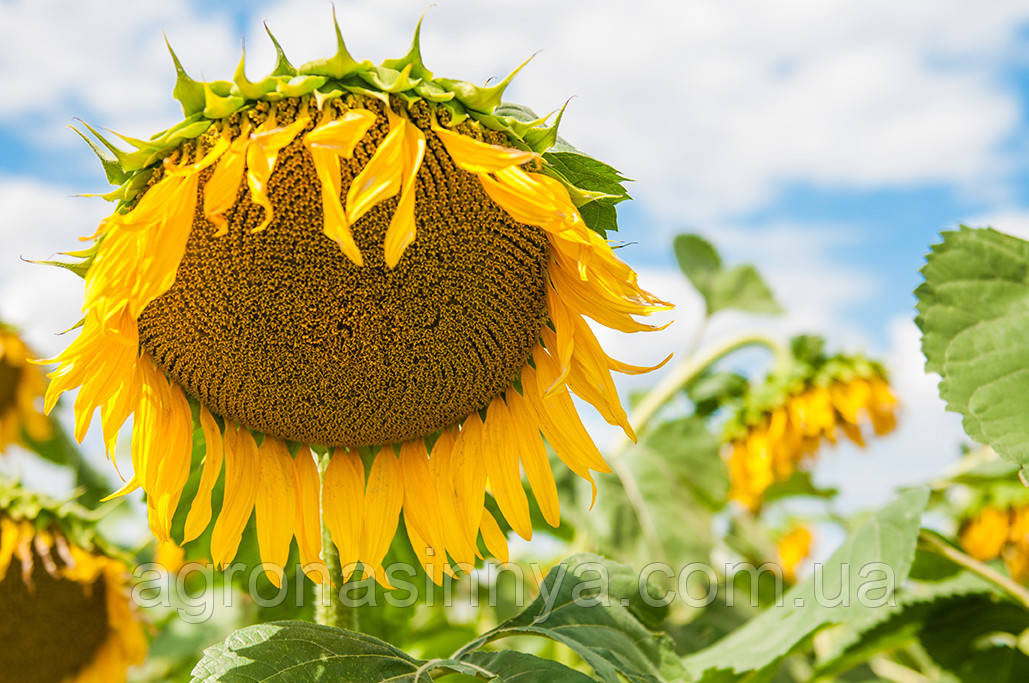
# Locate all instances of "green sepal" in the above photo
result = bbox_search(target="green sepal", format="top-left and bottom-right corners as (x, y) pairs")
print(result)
(297, 8), (362, 80)
(165, 36), (206, 117)
(380, 11), (434, 82)
(26, 246), (97, 280)
(233, 48), (279, 100)
(413, 79), (454, 103)
(437, 53), (534, 113)
(278, 74), (328, 98)
(358, 63), (421, 94)
(203, 81), (245, 119)
(69, 126), (127, 185)
(264, 23), (297, 77)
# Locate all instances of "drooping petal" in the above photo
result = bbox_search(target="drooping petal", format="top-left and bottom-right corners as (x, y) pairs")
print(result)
(480, 397), (532, 540)
(323, 448), (365, 571)
(478, 509), (509, 564)
(254, 437), (297, 587)
(398, 439), (448, 582)
(210, 425), (259, 568)
(304, 109), (377, 264)
(246, 110), (313, 232)
(293, 446), (326, 583)
(182, 405), (225, 543)
(383, 115), (426, 267)
(204, 121), (252, 235)
(359, 446), (404, 585)
(434, 126), (537, 174)
(345, 112), (405, 224)
(505, 390), (560, 527)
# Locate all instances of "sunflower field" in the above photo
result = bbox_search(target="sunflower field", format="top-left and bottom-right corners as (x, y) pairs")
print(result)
(3, 5), (1029, 682)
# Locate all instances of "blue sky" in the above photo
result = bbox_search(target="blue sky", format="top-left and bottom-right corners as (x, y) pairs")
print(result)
(2, 0), (1029, 519)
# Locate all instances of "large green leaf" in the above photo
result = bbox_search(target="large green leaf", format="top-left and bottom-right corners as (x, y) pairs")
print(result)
(601, 417), (721, 571)
(812, 552), (996, 679)
(682, 487), (929, 679)
(920, 595), (1029, 682)
(674, 234), (782, 316)
(460, 554), (688, 683)
(916, 226), (1029, 467)
(190, 621), (424, 682)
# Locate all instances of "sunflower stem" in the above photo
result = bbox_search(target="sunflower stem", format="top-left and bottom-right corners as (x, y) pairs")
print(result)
(610, 332), (787, 459)
(315, 452), (360, 632)
(917, 528), (1029, 610)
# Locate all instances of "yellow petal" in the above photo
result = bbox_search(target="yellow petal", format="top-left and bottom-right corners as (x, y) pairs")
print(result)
(304, 109), (377, 264)
(481, 397), (532, 540)
(453, 414), (488, 550)
(506, 390), (560, 527)
(210, 425), (259, 568)
(182, 405), (225, 543)
(360, 446), (404, 578)
(254, 437), (297, 587)
(203, 122), (251, 235)
(478, 509), (509, 564)
(434, 126), (537, 174)
(246, 111), (312, 232)
(383, 117), (426, 268)
(345, 111), (404, 225)
(293, 446), (326, 583)
(323, 448), (365, 568)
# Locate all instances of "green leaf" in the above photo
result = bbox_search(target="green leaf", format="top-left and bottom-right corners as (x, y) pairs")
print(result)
(916, 226), (1029, 466)
(674, 234), (782, 316)
(637, 417), (729, 510)
(600, 416), (720, 570)
(920, 595), (1029, 682)
(190, 621), (423, 682)
(761, 470), (839, 505)
(687, 370), (750, 418)
(683, 487), (929, 679)
(813, 554), (996, 678)
(460, 651), (595, 682)
(459, 554), (688, 683)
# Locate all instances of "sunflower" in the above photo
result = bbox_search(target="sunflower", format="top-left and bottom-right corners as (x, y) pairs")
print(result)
(960, 504), (1029, 583)
(0, 510), (146, 682)
(724, 342), (898, 511)
(0, 324), (51, 453)
(42, 16), (670, 587)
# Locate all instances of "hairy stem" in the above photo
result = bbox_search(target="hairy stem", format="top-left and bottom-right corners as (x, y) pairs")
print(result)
(315, 452), (359, 631)
(918, 529), (1029, 610)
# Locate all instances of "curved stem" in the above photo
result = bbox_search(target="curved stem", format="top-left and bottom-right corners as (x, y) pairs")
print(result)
(918, 529), (1029, 610)
(315, 452), (359, 631)
(610, 332), (787, 461)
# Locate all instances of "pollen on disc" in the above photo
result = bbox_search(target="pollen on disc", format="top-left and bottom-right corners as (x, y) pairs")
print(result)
(137, 98), (551, 447)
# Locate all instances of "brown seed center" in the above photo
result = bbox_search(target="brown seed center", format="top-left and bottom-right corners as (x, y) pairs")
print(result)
(138, 100), (550, 447)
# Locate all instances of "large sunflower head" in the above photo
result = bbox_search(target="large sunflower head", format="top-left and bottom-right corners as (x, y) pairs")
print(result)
(724, 337), (898, 511)
(0, 323), (50, 453)
(43, 16), (671, 587)
(0, 483), (146, 682)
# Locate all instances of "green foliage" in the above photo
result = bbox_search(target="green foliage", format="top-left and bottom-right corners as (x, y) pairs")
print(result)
(917, 226), (1029, 468)
(683, 487), (929, 679)
(192, 555), (685, 682)
(674, 234), (782, 316)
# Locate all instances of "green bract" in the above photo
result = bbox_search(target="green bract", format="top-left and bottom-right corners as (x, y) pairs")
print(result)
(74, 12), (630, 237)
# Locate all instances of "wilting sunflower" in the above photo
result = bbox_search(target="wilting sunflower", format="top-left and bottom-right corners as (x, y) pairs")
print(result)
(0, 488), (146, 682)
(0, 324), (50, 453)
(43, 17), (670, 587)
(724, 339), (898, 511)
(960, 504), (1029, 583)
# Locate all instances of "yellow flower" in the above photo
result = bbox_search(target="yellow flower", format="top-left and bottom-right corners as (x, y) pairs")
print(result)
(0, 325), (50, 453)
(42, 18), (670, 587)
(776, 525), (813, 583)
(0, 516), (146, 682)
(727, 371), (898, 511)
(960, 504), (1029, 583)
